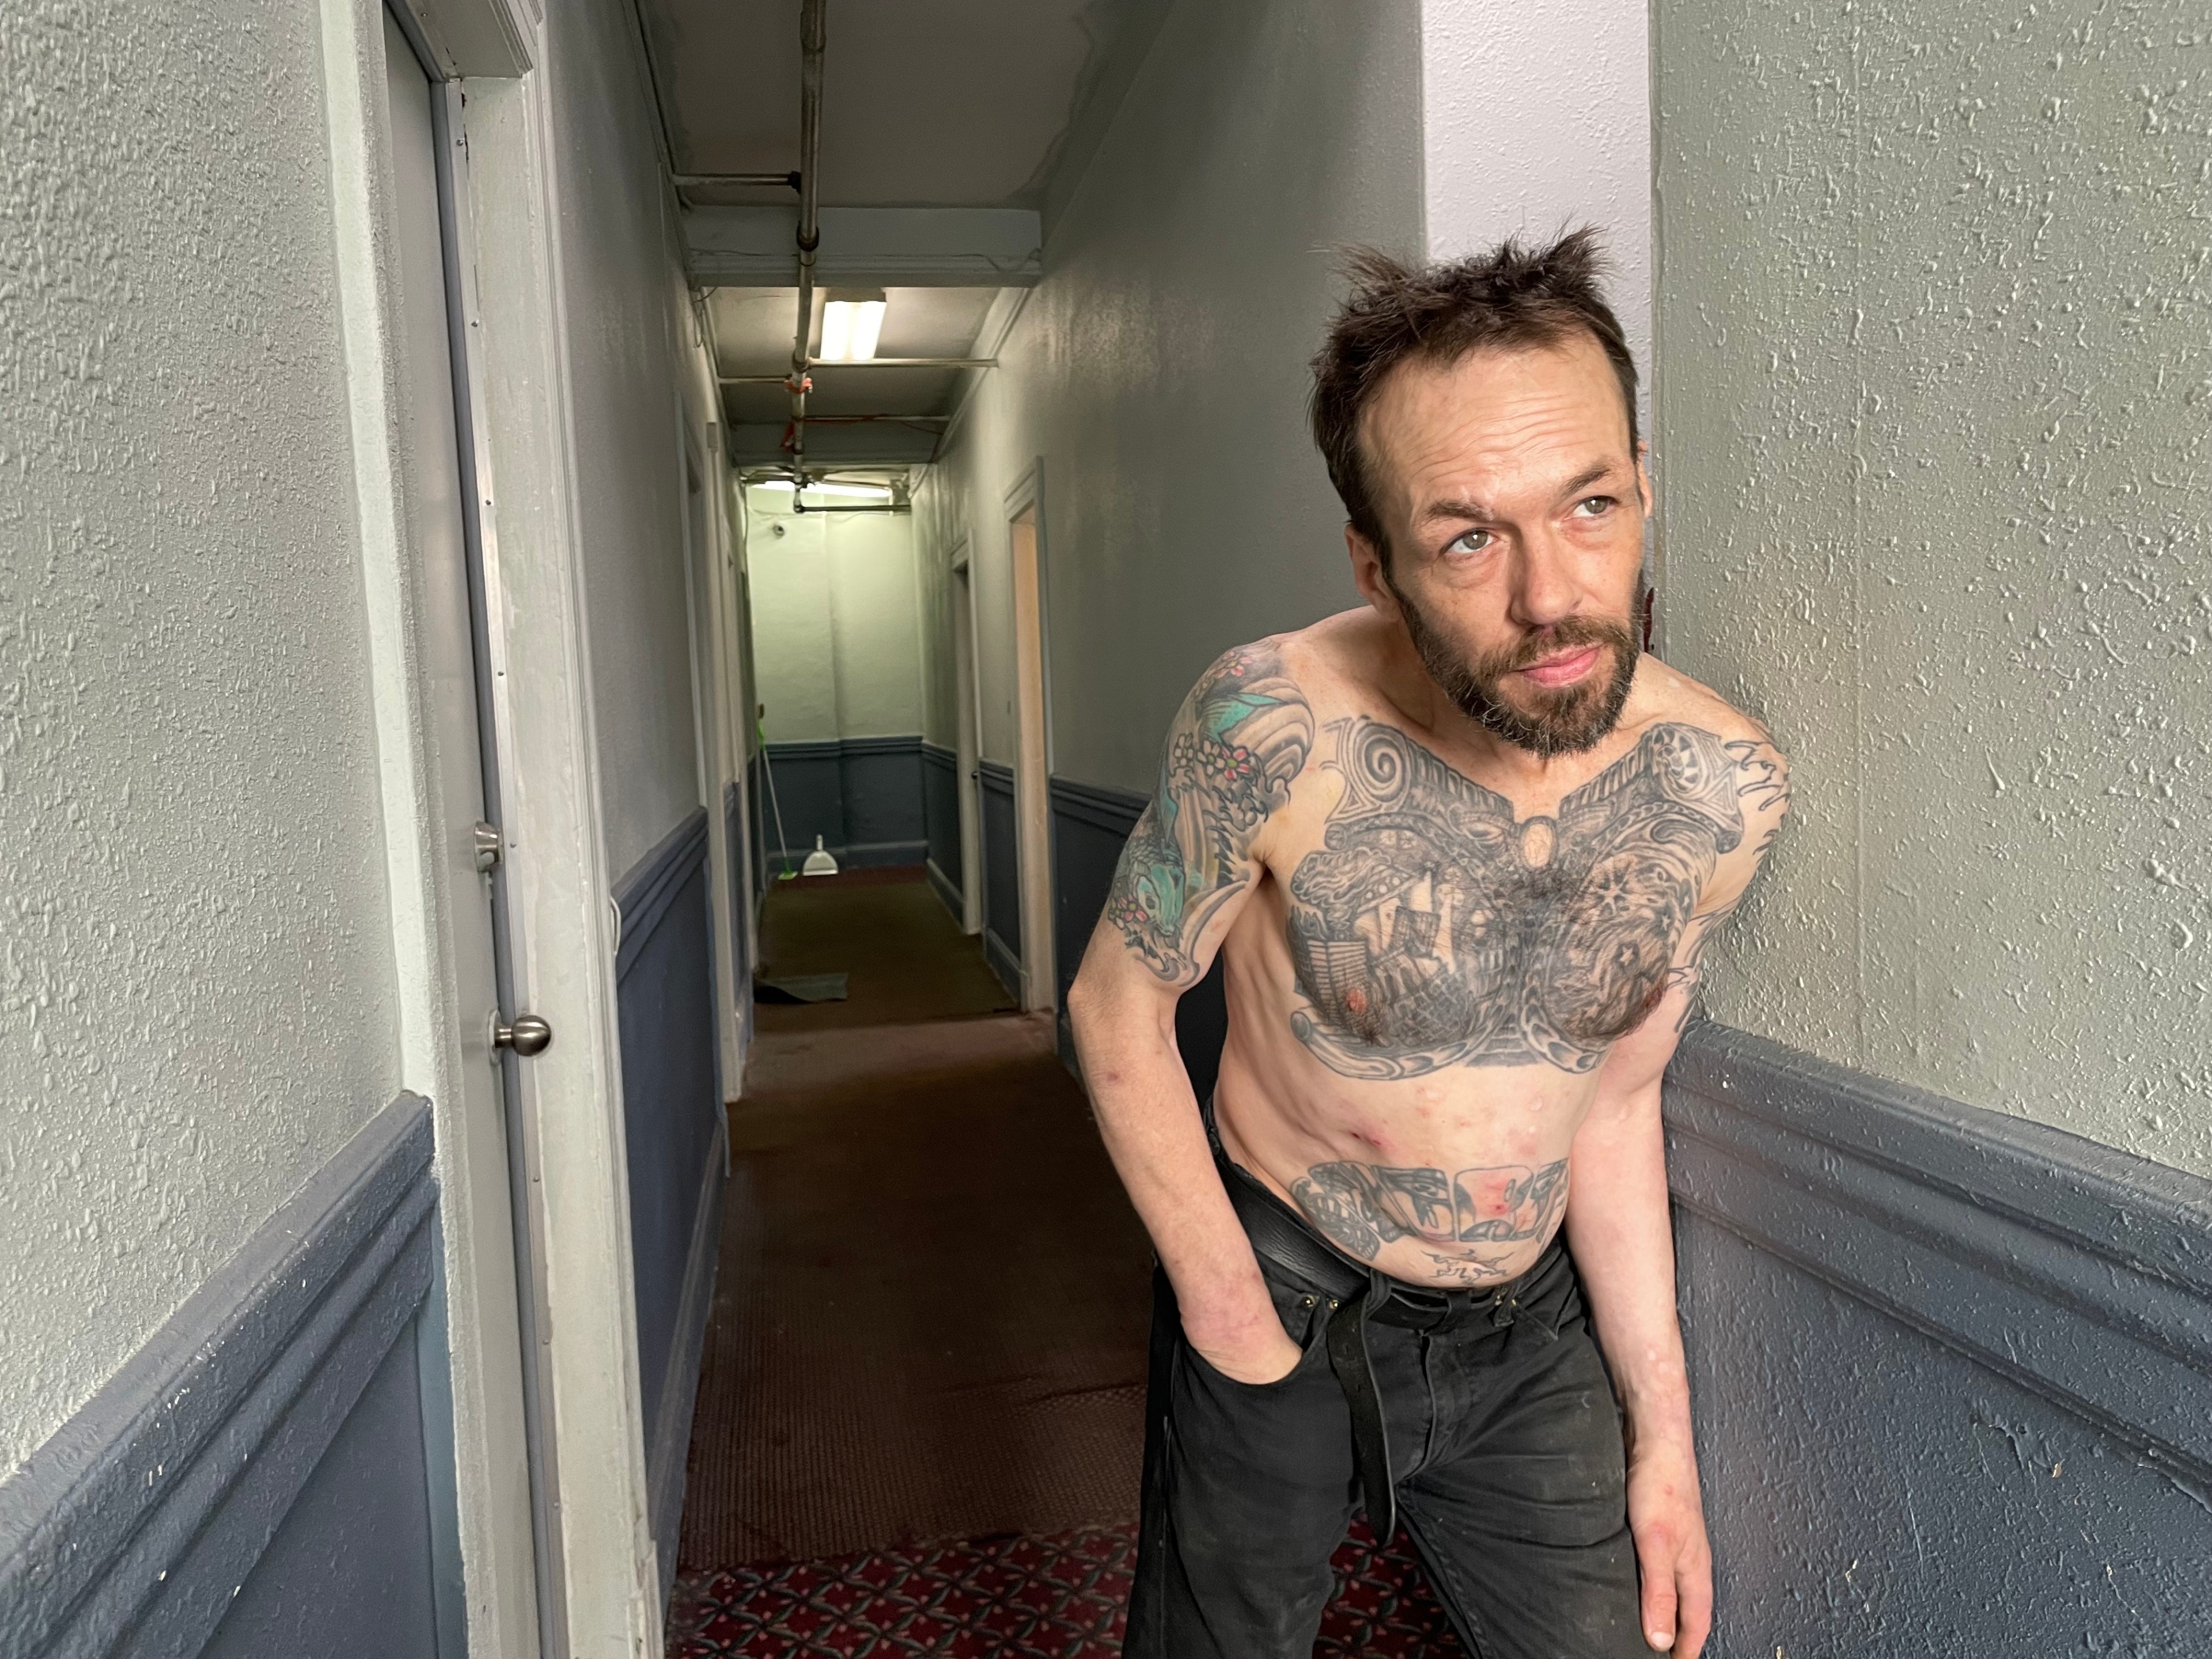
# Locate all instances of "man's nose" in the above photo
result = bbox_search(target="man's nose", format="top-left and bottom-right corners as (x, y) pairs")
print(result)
(1508, 530), (1581, 630)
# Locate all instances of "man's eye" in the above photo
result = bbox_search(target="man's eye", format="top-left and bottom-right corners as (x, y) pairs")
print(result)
(1573, 495), (1615, 517)
(1446, 528), (1494, 554)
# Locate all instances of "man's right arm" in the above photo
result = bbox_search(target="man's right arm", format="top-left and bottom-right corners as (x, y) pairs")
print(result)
(1066, 641), (1314, 1383)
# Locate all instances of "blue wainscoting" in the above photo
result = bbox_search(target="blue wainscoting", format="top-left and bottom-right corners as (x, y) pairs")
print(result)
(1044, 775), (1228, 1100)
(755, 736), (927, 872)
(1664, 1021), (2212, 1657)
(724, 779), (753, 1052)
(613, 808), (728, 1600)
(0, 1096), (454, 1659)
(748, 749), (772, 903)
(921, 741), (962, 921)
(977, 759), (1022, 999)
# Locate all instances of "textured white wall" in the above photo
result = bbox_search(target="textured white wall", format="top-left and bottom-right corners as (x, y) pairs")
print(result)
(0, 0), (403, 1468)
(1655, 2), (2212, 1173)
(747, 490), (926, 743)
(546, 0), (707, 881)
(1421, 0), (1652, 434)
(919, 0), (1425, 784)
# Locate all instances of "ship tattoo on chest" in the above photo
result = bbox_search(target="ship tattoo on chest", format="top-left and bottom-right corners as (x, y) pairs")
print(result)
(1286, 717), (1760, 1078)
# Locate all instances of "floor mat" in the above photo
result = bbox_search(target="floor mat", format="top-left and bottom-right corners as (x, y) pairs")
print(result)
(753, 971), (850, 1003)
(668, 1517), (1460, 1657)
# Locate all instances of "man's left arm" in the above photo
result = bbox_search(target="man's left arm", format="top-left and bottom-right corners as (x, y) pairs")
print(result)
(1566, 733), (1789, 1657)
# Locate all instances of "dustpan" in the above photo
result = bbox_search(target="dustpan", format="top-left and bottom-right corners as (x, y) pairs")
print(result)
(800, 835), (840, 877)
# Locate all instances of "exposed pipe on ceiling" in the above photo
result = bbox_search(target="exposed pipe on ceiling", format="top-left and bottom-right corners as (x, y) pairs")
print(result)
(676, 171), (802, 191)
(786, 0), (828, 483)
(721, 359), (998, 384)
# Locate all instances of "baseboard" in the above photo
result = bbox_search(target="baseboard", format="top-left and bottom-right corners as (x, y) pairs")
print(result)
(0, 1097), (440, 1659)
(925, 856), (963, 922)
(984, 927), (1023, 1002)
(839, 838), (927, 870)
(649, 1112), (726, 1613)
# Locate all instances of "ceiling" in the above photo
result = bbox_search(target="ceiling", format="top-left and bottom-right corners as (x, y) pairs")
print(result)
(638, 0), (1121, 207)
(637, 0), (1145, 470)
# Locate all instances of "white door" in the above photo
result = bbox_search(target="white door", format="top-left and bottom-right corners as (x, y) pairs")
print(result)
(383, 12), (558, 1652)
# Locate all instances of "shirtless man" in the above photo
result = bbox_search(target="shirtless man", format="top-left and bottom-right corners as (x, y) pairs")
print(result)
(1068, 232), (1787, 1659)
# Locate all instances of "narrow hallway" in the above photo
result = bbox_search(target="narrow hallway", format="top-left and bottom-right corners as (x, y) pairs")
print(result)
(667, 870), (1455, 1656)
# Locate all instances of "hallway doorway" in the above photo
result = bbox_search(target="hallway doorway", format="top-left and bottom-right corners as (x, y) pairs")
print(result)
(952, 546), (986, 937)
(380, 9), (551, 1648)
(1006, 488), (1056, 1014)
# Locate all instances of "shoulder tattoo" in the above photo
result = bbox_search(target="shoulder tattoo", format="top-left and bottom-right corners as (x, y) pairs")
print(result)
(1104, 644), (1314, 983)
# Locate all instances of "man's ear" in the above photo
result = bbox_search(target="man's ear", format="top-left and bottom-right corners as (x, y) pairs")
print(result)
(1347, 524), (1397, 617)
(1635, 440), (1654, 518)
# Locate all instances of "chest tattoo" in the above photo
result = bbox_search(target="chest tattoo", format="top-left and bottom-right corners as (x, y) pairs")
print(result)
(1286, 718), (1749, 1077)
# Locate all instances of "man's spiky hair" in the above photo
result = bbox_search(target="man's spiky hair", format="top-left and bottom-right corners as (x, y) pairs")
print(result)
(1308, 228), (1639, 553)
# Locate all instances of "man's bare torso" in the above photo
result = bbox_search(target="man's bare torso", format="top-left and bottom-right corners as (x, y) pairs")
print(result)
(1110, 609), (1785, 1290)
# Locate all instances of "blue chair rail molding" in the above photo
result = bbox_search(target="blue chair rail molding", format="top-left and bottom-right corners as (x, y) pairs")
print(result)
(612, 806), (728, 1606)
(756, 735), (928, 872)
(0, 1096), (451, 1659)
(1664, 1020), (2212, 1656)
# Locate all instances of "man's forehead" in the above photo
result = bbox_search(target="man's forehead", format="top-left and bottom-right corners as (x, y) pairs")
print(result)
(1361, 336), (1632, 513)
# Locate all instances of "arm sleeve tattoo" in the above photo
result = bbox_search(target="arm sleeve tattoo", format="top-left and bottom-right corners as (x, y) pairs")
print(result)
(1103, 643), (1314, 984)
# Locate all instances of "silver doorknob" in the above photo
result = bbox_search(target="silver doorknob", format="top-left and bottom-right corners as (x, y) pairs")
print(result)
(491, 1013), (554, 1056)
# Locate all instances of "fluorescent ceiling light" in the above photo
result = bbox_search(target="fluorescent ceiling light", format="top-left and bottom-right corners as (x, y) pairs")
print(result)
(819, 290), (887, 362)
(751, 478), (893, 501)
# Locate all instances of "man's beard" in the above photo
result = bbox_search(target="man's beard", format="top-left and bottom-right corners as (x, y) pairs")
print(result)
(1391, 581), (1640, 758)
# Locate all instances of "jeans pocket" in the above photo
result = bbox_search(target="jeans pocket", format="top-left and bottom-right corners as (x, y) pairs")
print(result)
(1179, 1293), (1325, 1394)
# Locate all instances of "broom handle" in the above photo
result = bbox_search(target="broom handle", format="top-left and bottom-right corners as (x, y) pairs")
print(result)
(757, 720), (796, 876)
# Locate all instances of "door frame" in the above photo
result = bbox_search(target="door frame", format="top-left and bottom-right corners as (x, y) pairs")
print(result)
(1002, 464), (1056, 1013)
(321, 1), (553, 1654)
(950, 539), (985, 937)
(679, 425), (745, 1096)
(366, 0), (663, 1651)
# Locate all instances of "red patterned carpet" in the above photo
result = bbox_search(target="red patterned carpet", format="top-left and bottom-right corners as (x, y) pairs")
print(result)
(668, 1517), (1459, 1658)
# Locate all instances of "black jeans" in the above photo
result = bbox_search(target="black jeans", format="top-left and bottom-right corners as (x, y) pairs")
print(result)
(1124, 1154), (1646, 1658)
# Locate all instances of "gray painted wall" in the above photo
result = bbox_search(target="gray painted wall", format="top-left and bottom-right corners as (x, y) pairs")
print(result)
(0, 1098), (446, 1659)
(1653, 0), (2212, 1175)
(202, 1328), (440, 1659)
(546, 0), (716, 880)
(0, 0), (406, 1476)
(1666, 1022), (2212, 1657)
(916, 0), (1425, 786)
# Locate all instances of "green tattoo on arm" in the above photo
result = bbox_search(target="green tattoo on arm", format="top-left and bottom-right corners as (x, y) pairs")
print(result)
(1104, 643), (1314, 983)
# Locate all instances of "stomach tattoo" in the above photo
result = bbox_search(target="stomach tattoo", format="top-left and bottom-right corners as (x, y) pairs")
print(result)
(1290, 1156), (1569, 1267)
